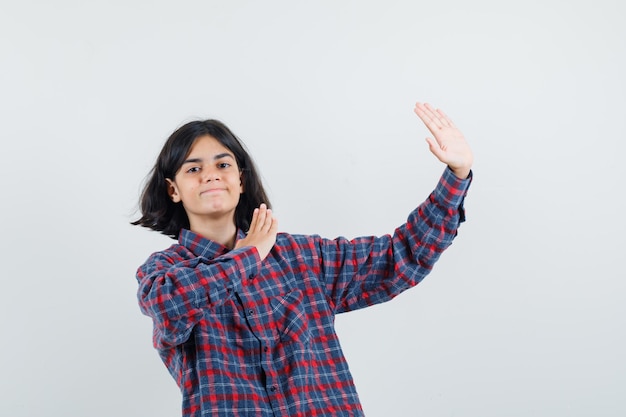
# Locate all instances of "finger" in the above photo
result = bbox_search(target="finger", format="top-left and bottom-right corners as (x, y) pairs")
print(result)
(248, 207), (259, 232)
(254, 204), (267, 232)
(422, 103), (445, 129)
(414, 103), (443, 132)
(425, 103), (456, 130)
(269, 216), (278, 234)
(414, 102), (441, 127)
(261, 209), (274, 232)
(435, 108), (456, 128)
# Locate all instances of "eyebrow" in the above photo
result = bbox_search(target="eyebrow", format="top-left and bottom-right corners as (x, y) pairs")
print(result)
(182, 153), (235, 164)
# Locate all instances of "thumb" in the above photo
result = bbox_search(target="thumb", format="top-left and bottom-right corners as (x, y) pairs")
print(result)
(426, 137), (445, 162)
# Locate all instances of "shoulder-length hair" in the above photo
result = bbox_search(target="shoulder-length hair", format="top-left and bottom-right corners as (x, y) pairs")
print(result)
(132, 119), (271, 239)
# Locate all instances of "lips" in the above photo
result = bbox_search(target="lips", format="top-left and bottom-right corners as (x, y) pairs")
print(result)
(200, 188), (226, 195)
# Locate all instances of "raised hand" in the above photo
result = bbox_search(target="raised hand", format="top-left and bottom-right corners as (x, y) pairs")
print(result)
(414, 102), (473, 179)
(234, 203), (278, 260)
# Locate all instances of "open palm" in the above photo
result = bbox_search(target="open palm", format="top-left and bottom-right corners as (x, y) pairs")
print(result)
(414, 102), (473, 179)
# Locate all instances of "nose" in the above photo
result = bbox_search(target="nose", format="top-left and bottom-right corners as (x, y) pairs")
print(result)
(202, 167), (220, 182)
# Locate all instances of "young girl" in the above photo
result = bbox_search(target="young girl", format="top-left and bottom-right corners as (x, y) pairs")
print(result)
(133, 102), (473, 417)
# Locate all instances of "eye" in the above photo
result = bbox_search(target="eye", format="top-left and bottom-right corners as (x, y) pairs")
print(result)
(218, 162), (232, 169)
(186, 166), (200, 173)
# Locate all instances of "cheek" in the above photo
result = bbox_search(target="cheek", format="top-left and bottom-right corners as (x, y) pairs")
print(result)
(178, 182), (199, 198)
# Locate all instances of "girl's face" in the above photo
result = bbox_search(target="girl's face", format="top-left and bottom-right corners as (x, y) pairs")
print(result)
(166, 135), (243, 229)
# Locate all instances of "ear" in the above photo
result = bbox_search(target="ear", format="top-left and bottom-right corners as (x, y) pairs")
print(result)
(166, 178), (181, 203)
(239, 171), (245, 194)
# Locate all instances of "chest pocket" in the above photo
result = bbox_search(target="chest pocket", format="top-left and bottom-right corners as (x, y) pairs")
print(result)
(268, 289), (310, 346)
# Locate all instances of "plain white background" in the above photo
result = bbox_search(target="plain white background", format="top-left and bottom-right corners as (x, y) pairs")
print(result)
(1, 1), (624, 416)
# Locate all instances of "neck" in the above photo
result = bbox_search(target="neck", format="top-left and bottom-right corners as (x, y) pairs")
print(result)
(189, 217), (238, 249)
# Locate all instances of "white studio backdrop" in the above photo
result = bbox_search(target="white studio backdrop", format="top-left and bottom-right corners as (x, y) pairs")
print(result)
(1, 1), (624, 416)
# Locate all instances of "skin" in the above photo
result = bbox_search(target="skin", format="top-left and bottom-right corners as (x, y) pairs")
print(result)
(170, 103), (473, 261)
(413, 102), (473, 180)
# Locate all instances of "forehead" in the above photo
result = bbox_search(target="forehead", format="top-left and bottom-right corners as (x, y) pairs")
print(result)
(187, 134), (234, 157)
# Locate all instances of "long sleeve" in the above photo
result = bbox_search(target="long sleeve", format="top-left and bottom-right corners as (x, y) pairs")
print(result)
(133, 168), (471, 416)
(315, 167), (472, 313)
(136, 244), (262, 349)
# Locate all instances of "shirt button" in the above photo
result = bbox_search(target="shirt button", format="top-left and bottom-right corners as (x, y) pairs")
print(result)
(270, 385), (277, 392)
(263, 346), (269, 352)
(248, 309), (254, 316)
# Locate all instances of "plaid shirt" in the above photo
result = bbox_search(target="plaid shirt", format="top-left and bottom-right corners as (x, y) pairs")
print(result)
(136, 168), (471, 416)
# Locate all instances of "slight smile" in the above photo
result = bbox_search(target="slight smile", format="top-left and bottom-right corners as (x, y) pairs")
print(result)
(200, 188), (226, 195)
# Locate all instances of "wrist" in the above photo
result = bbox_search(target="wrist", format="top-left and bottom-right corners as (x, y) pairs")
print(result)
(450, 166), (471, 179)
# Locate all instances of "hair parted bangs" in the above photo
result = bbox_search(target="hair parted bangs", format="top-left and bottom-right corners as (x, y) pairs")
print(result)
(132, 119), (271, 240)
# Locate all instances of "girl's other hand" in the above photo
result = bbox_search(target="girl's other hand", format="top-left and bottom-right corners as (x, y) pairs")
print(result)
(235, 203), (278, 260)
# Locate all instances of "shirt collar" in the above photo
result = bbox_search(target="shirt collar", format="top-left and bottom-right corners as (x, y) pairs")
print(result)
(178, 228), (247, 259)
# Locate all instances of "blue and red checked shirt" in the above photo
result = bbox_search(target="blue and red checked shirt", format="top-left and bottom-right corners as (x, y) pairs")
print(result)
(136, 168), (471, 416)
